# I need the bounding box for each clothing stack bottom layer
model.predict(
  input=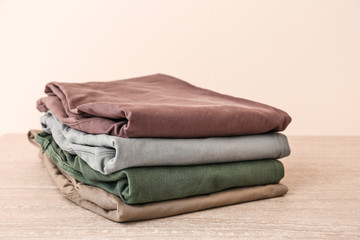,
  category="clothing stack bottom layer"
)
[30,73,292,222]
